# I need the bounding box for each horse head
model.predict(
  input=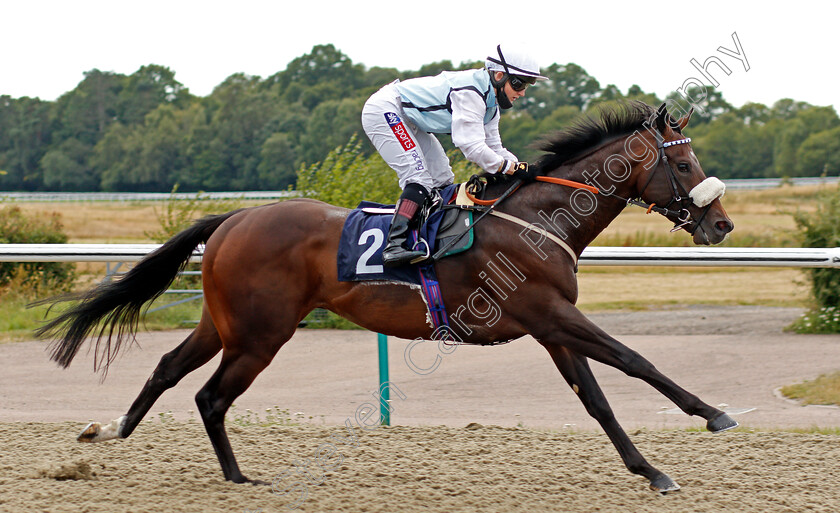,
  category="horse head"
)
[531,101,733,248]
[635,103,734,245]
